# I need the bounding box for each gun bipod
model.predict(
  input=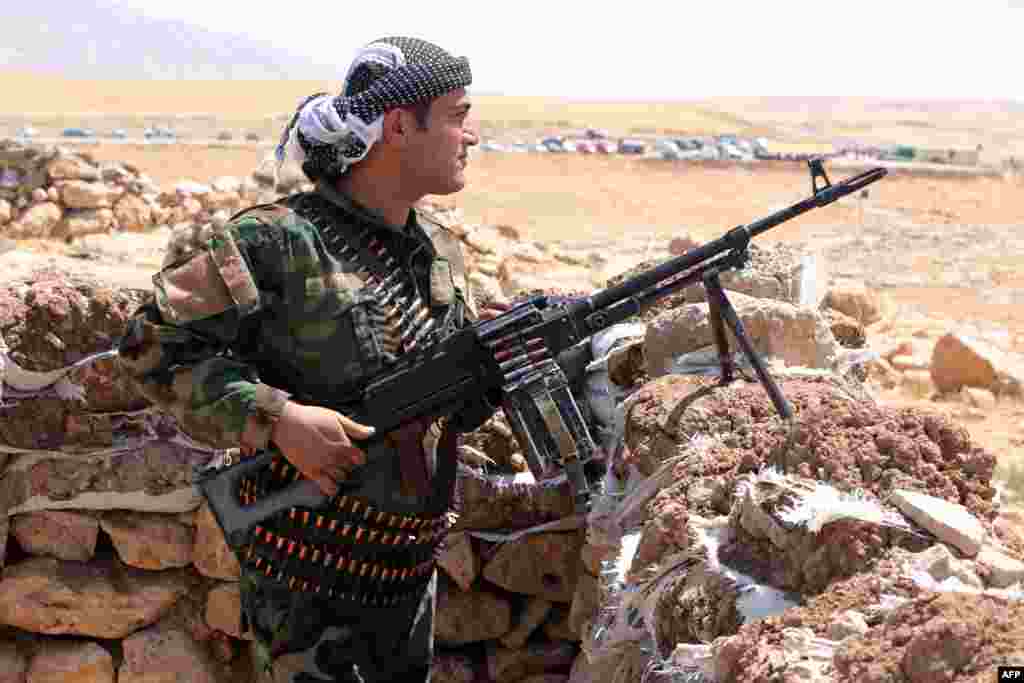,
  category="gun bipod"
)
[702,270,794,422]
